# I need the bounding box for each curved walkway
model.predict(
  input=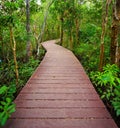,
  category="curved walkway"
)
[4,40,118,128]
